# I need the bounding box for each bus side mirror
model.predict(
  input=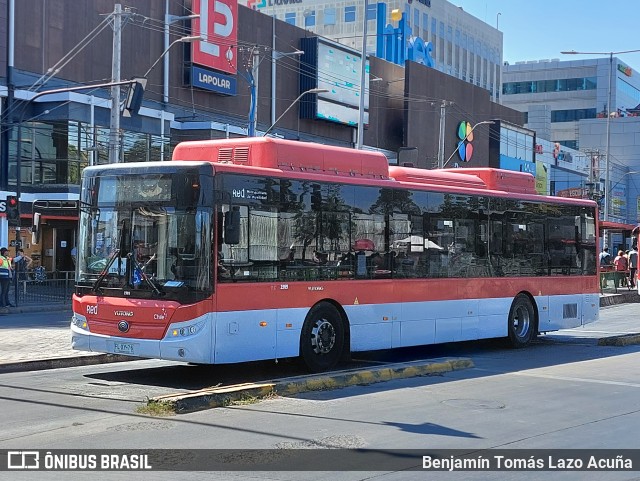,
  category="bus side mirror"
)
[32,212,41,245]
[224,208,240,245]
